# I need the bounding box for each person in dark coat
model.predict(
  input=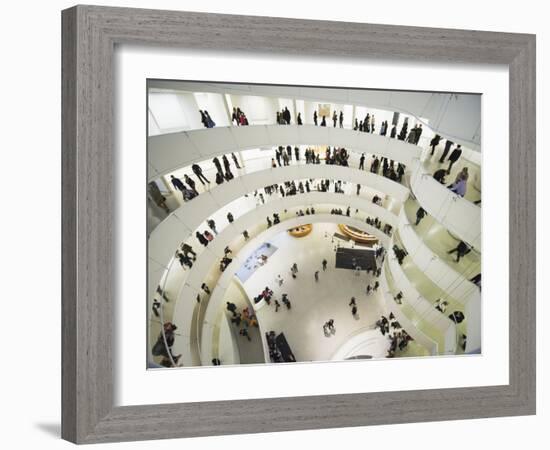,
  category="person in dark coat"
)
[222,154,232,174]
[447,145,462,173]
[415,207,427,226]
[212,157,223,173]
[283,107,291,124]
[447,240,471,262]
[430,134,441,155]
[231,152,241,169]
[170,175,186,192]
[313,110,318,126]
[414,124,423,144]
[196,231,208,247]
[433,168,447,184]
[297,112,303,125]
[183,174,198,195]
[204,110,215,128]
[192,163,210,185]
[439,139,454,163]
